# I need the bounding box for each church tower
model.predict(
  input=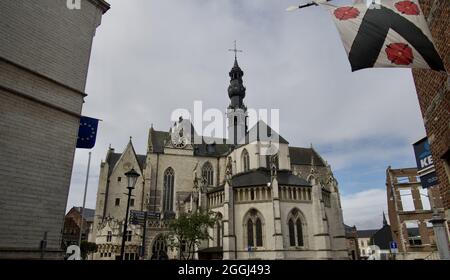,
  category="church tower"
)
[226,55,248,145]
